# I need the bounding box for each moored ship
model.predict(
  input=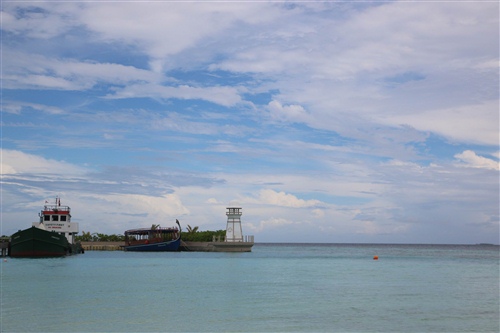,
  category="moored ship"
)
[123,220,181,252]
[9,198,83,257]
